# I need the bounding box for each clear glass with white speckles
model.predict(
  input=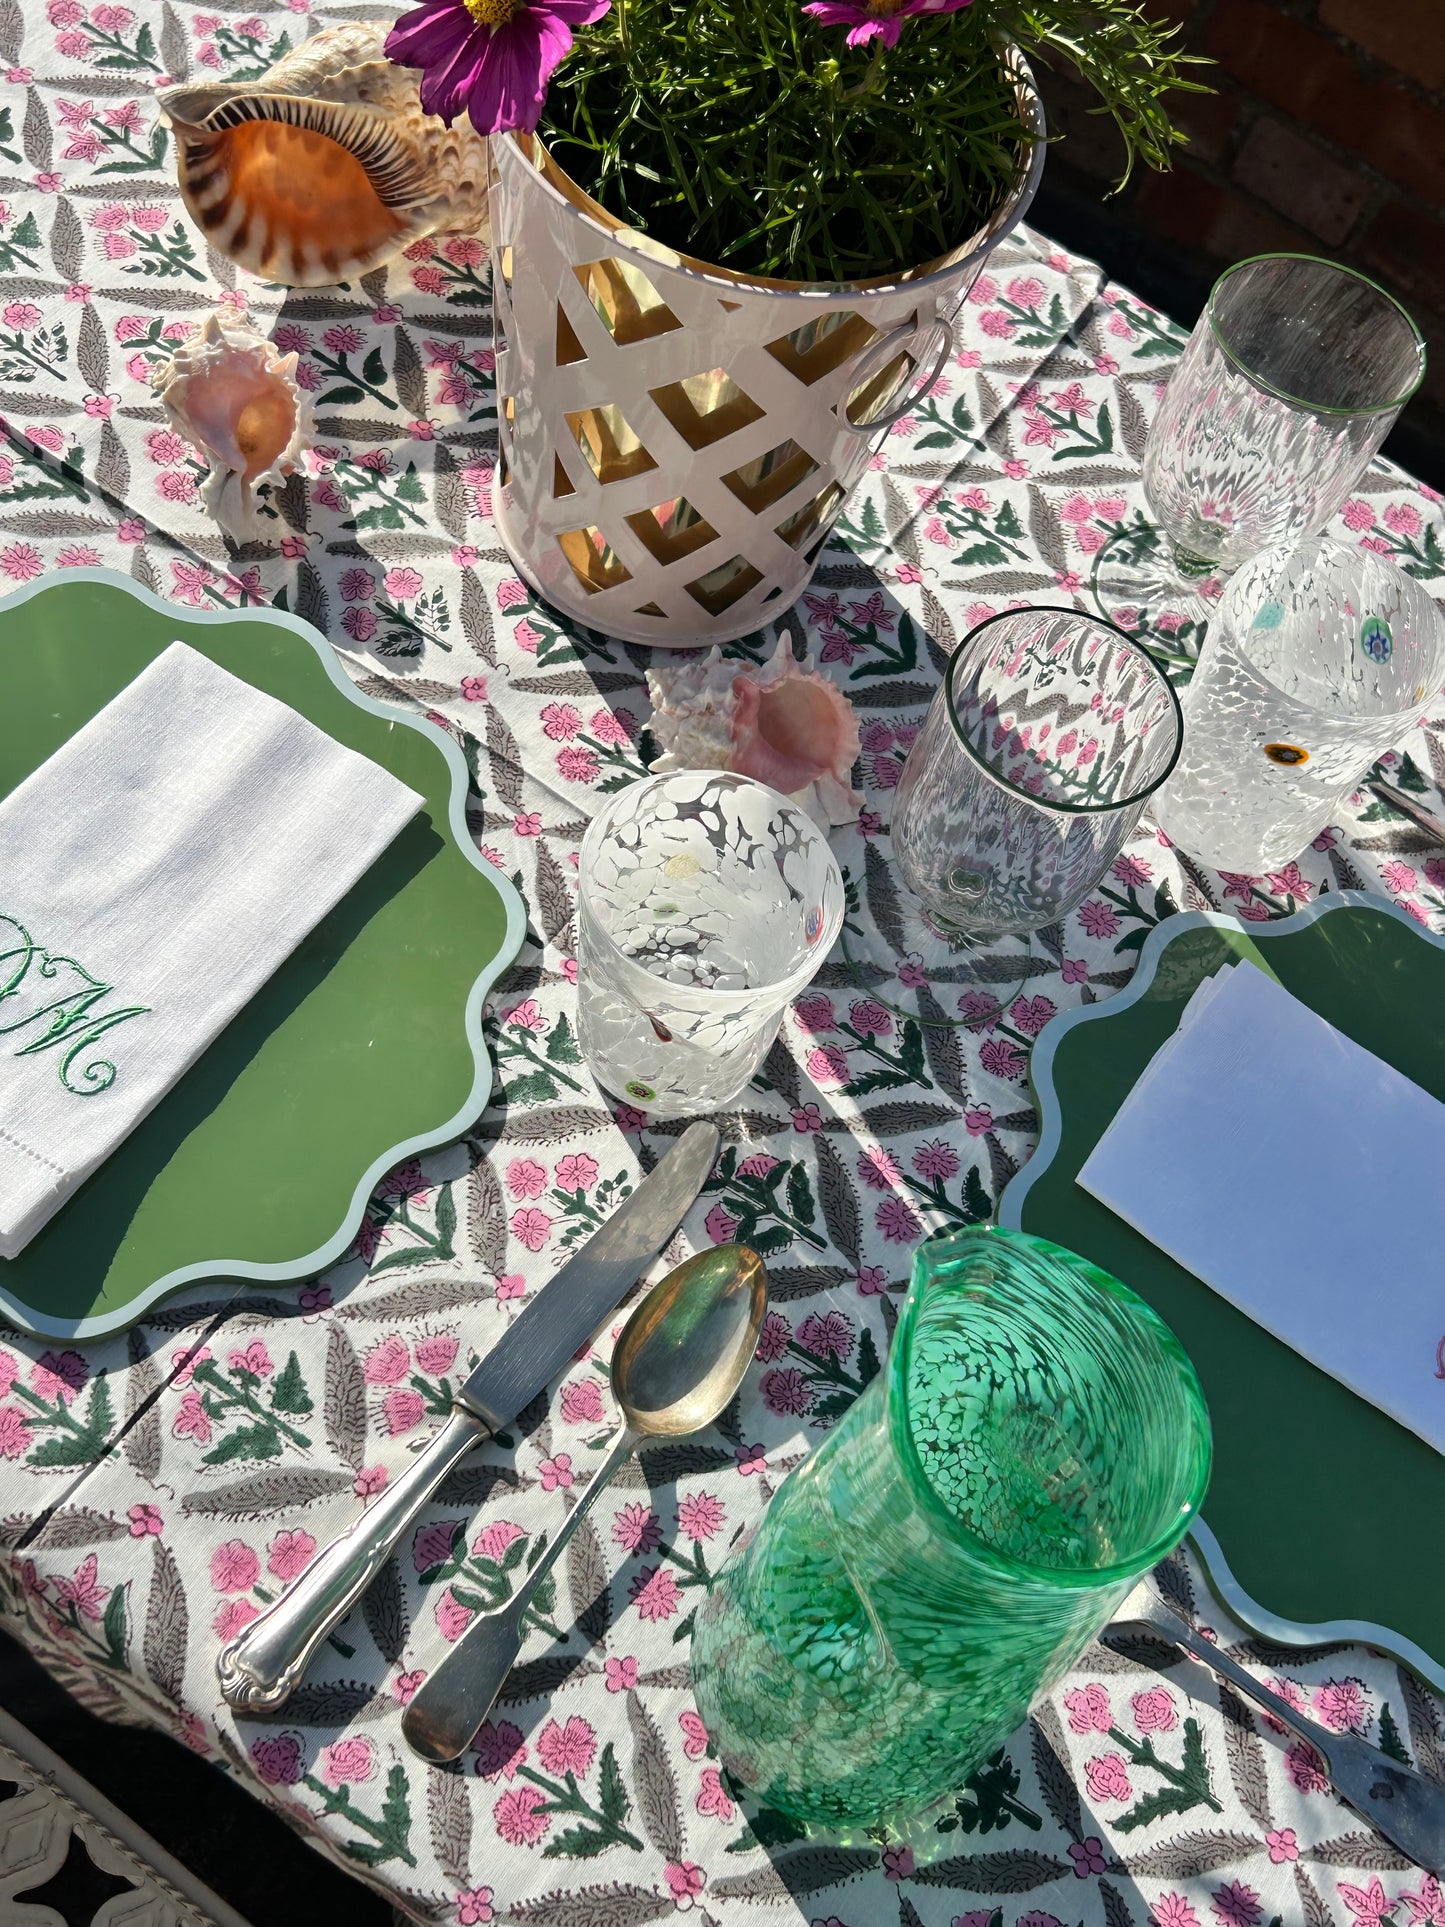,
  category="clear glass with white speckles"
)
[576,771,844,1118]
[692,1226,1211,1828]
